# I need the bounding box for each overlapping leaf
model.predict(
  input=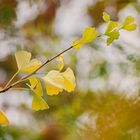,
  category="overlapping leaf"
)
[102,12,120,45]
[43,70,65,95]
[43,68,76,95]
